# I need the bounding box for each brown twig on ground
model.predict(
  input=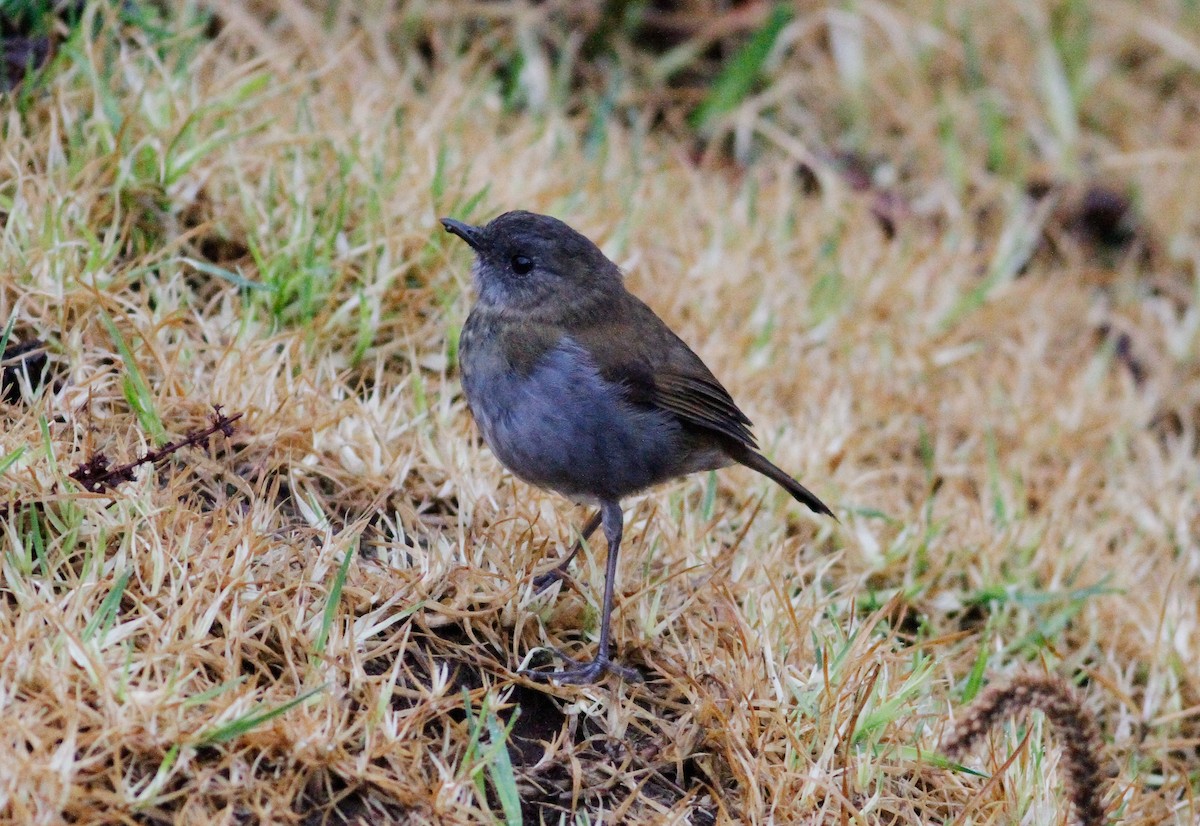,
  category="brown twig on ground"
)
[942,673,1109,826]
[68,405,243,494]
